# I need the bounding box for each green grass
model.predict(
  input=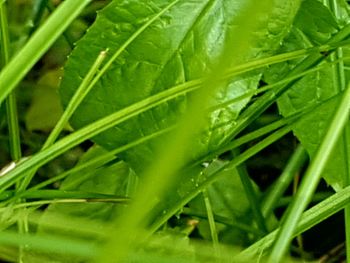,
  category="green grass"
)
[1,0,350,262]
